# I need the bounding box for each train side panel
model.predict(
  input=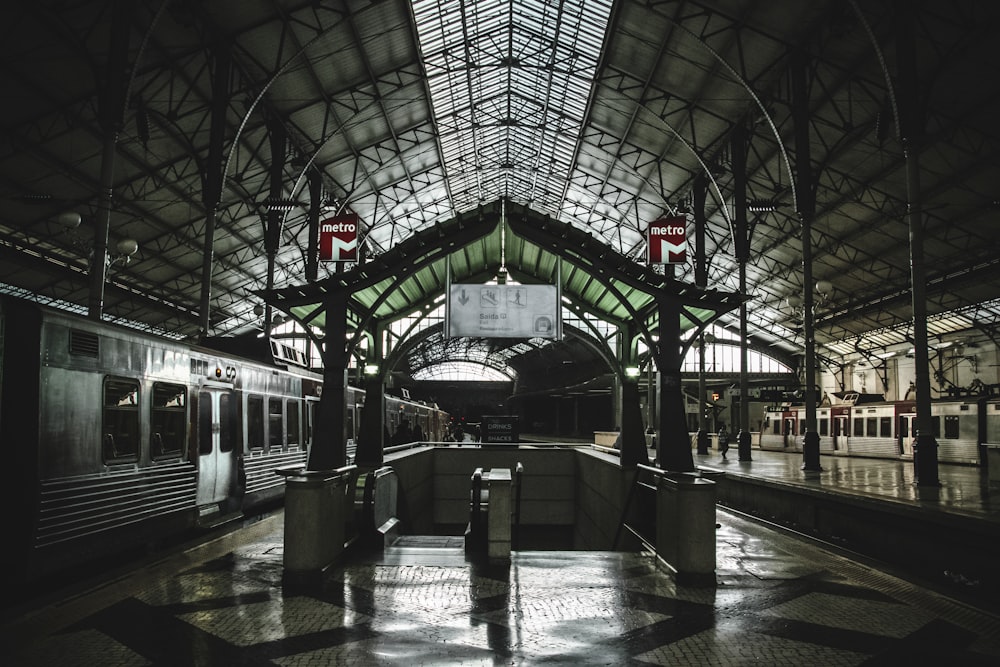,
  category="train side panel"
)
[846,404,901,458]
[21,308,199,583]
[986,398,1000,448]
[1,295,444,593]
[932,401,980,465]
[761,397,986,465]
